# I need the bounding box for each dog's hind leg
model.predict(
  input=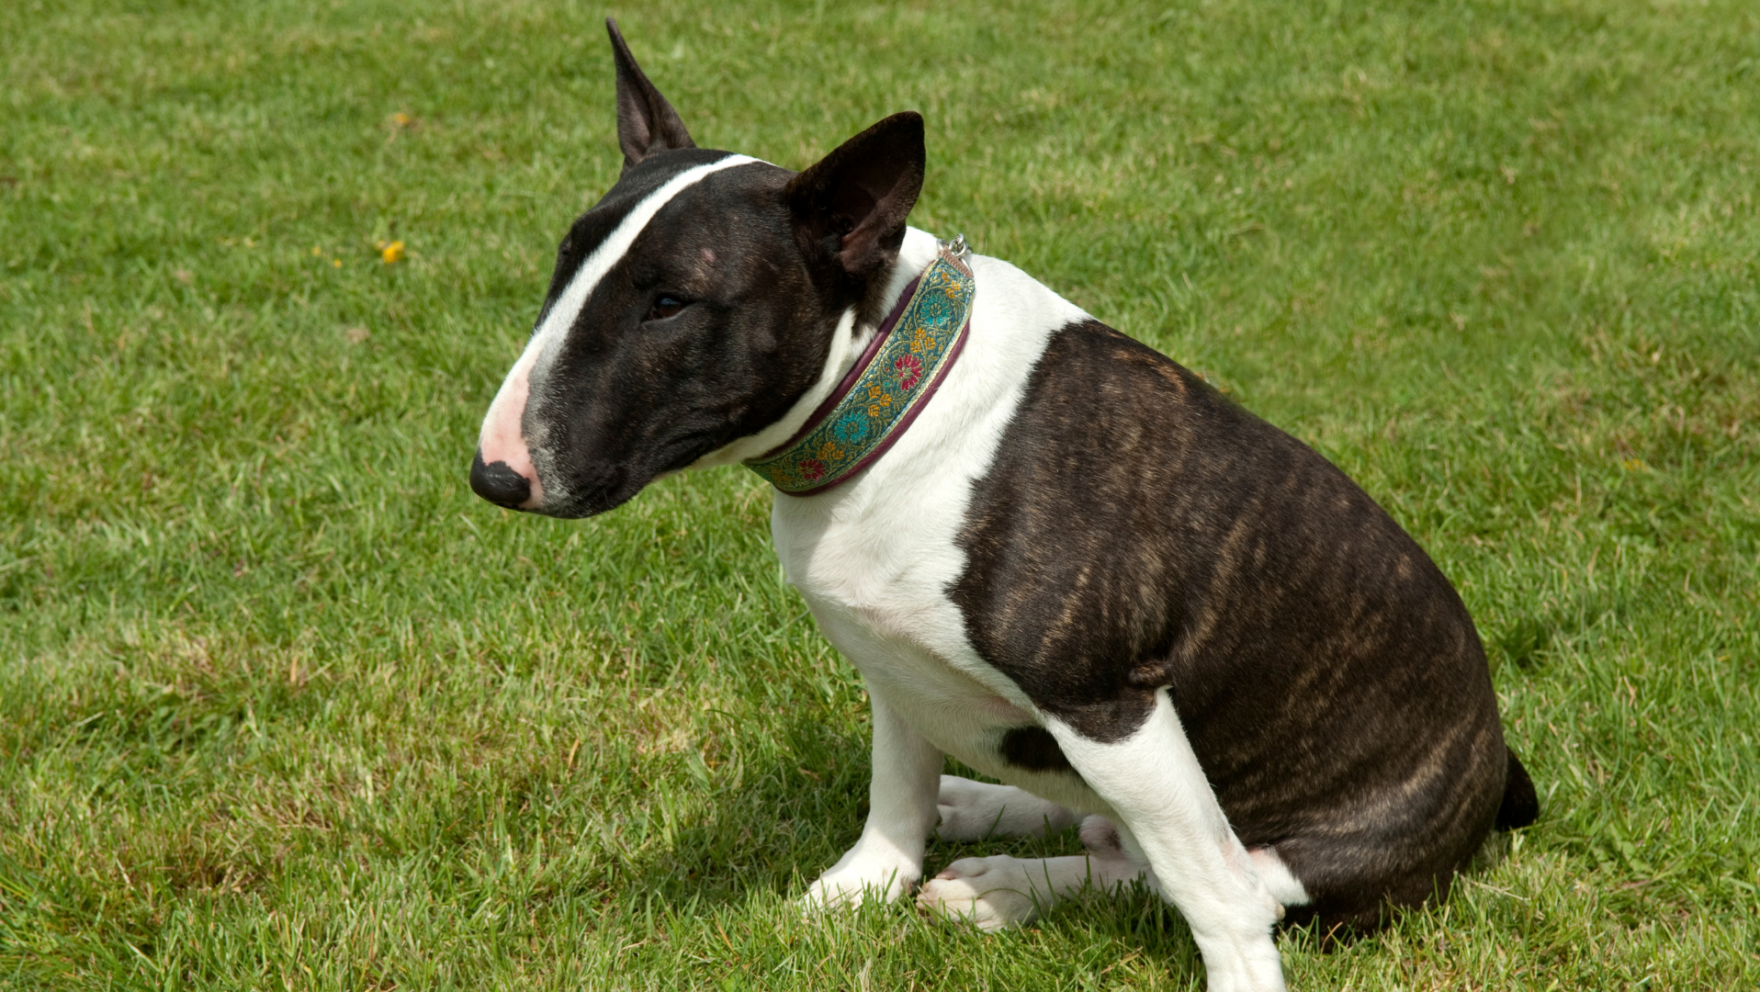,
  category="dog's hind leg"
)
[1045,689,1287,992]
[803,685,943,909]
[935,775,1081,841]
[919,814,1146,929]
